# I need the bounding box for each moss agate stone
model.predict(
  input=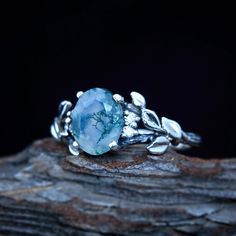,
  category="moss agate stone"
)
[70,88,124,155]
